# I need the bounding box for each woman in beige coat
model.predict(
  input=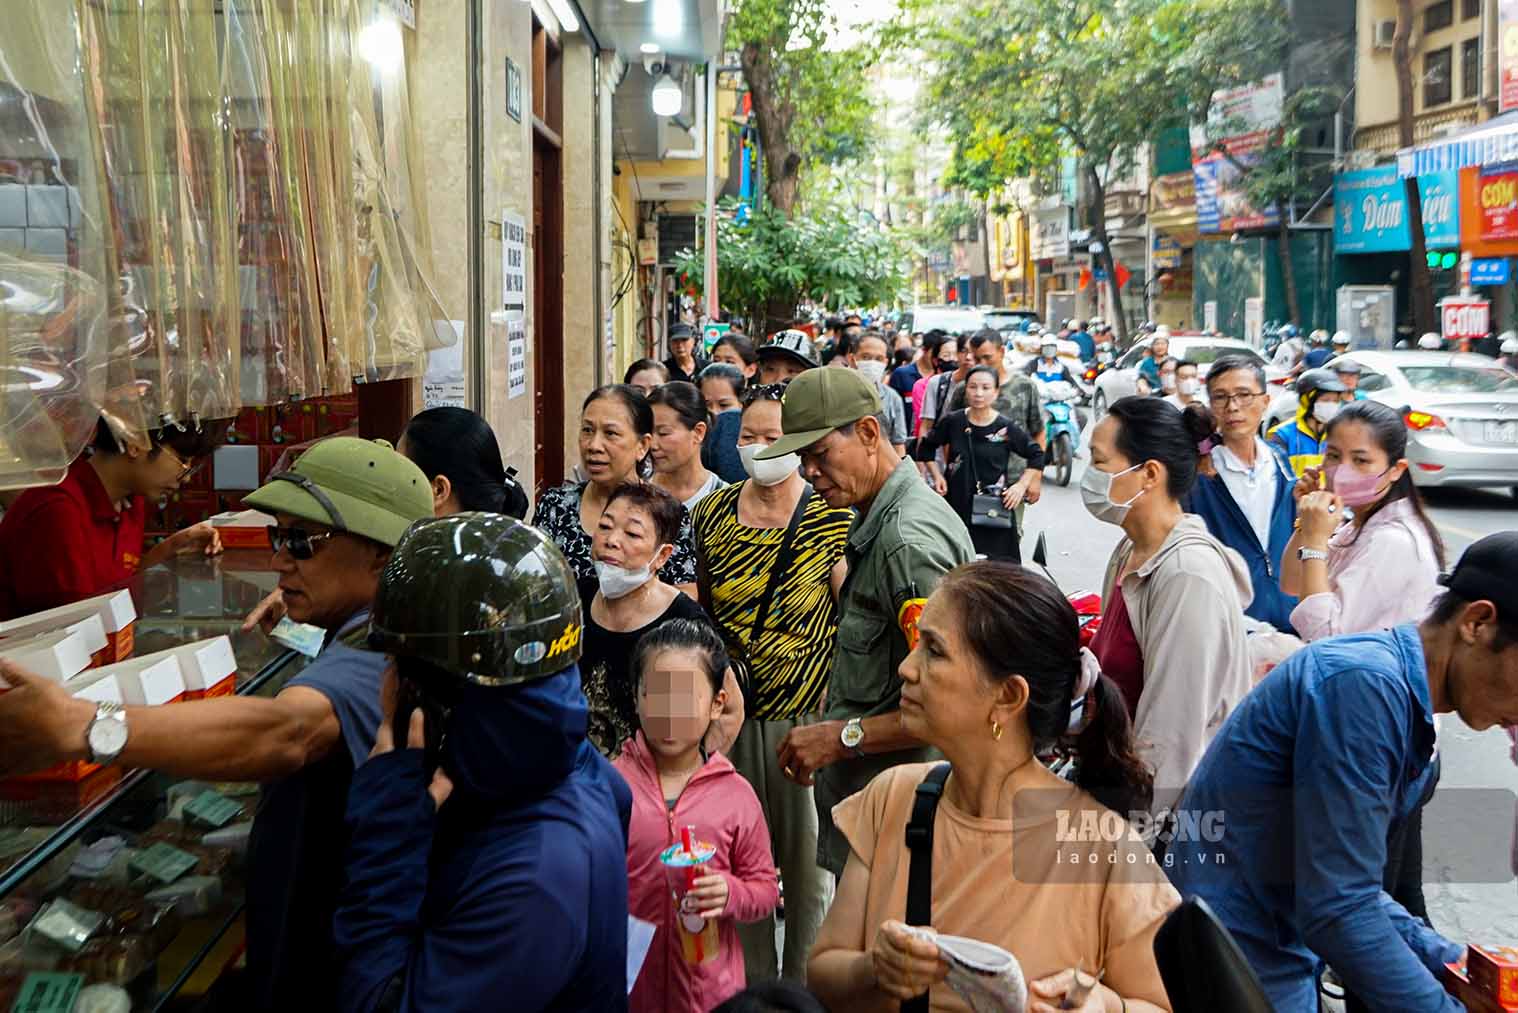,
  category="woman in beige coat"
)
[1084,396,1254,813]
